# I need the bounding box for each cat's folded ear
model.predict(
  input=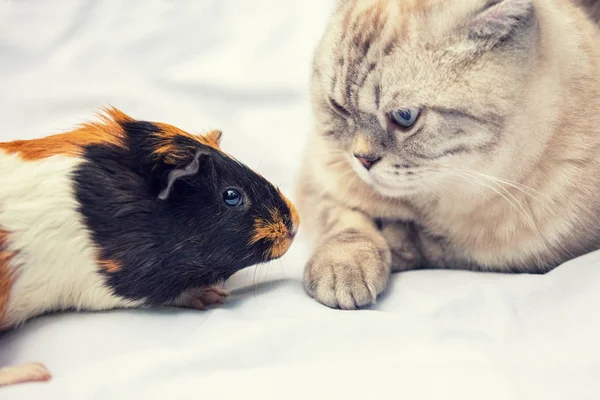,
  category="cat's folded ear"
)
[466,0,535,44]
[158,148,211,201]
